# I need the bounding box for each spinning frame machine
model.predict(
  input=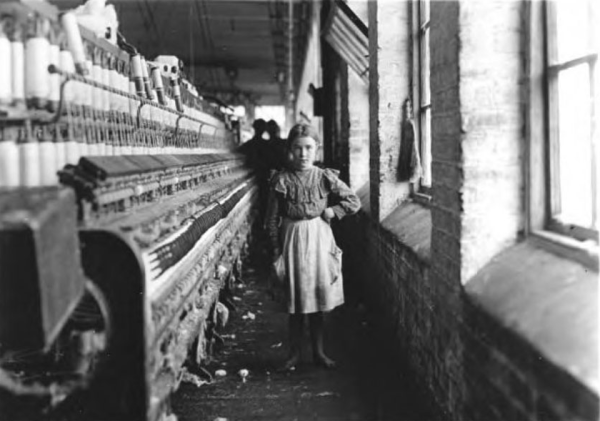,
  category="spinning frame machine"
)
[0,1,257,420]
